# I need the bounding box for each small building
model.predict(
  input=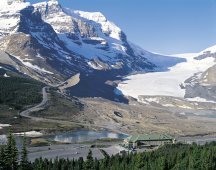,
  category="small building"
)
[124,134,175,149]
